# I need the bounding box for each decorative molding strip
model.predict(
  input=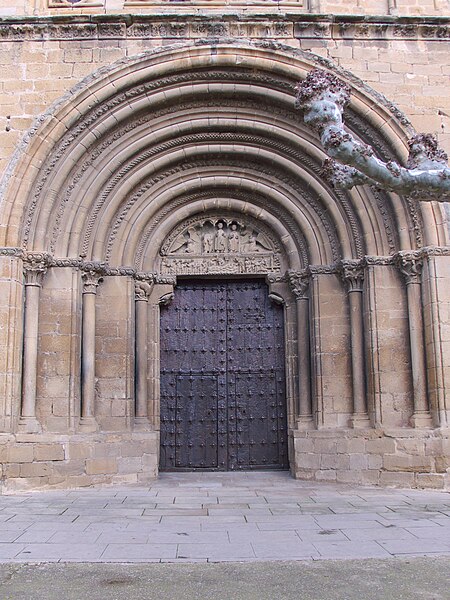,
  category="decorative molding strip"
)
[419,245,450,257]
[1,16,450,43]
[364,255,395,266]
[0,247,24,258]
[308,264,339,275]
